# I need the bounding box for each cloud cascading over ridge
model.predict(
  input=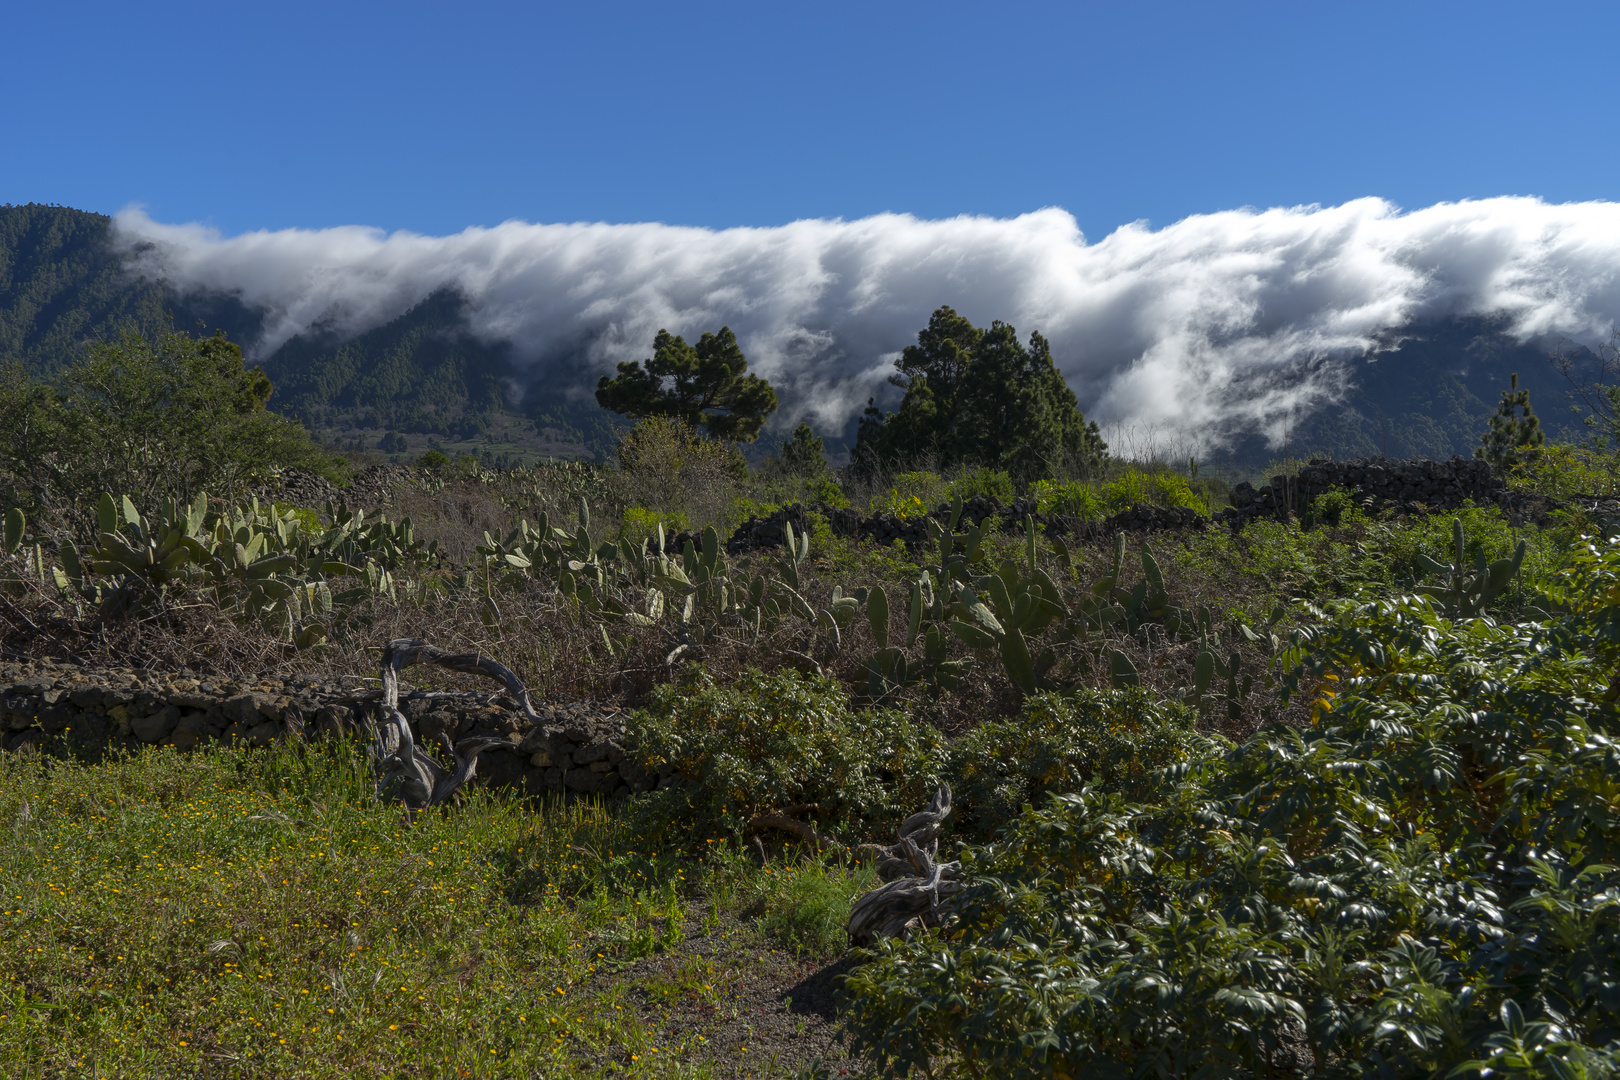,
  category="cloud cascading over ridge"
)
[114,197,1620,447]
